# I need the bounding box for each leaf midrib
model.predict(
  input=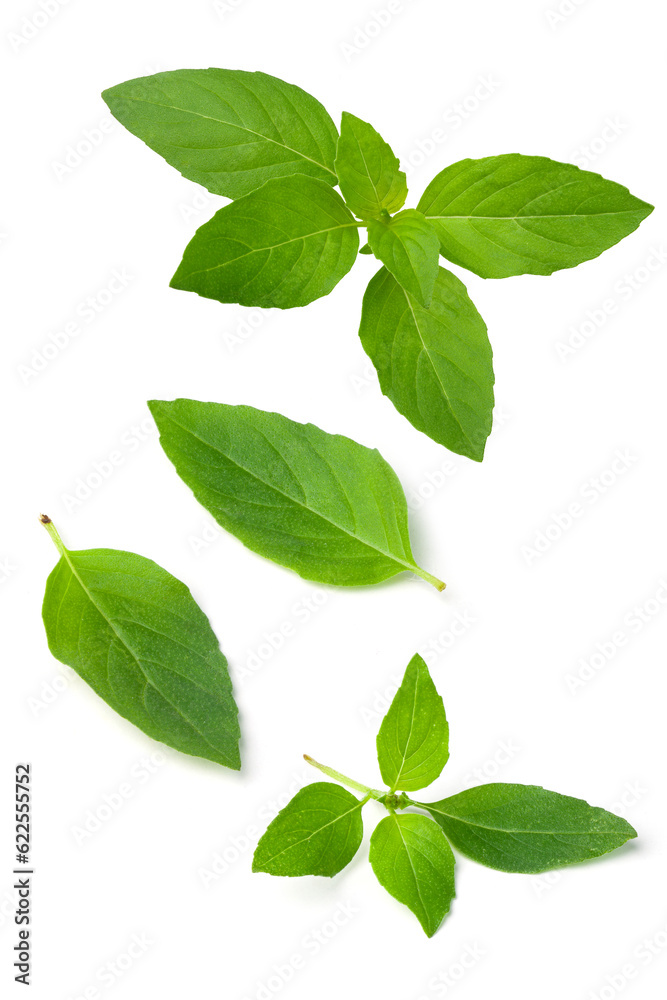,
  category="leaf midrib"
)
[259,800,363,866]
[424,209,642,222]
[181,221,362,279]
[389,675,420,789]
[56,548,227,757]
[160,410,420,576]
[424,803,608,836]
[119,94,338,179]
[402,289,476,451]
[393,816,429,922]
